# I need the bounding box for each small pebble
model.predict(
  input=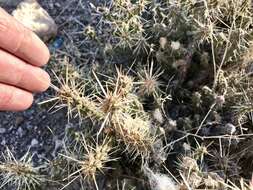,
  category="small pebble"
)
[15,116,24,126]
[1,139,6,146]
[31,138,39,147]
[0,128,6,134]
[16,127,25,137]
